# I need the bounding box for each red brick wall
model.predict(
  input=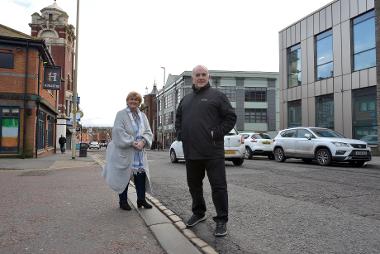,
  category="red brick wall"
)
[0,43,58,158]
